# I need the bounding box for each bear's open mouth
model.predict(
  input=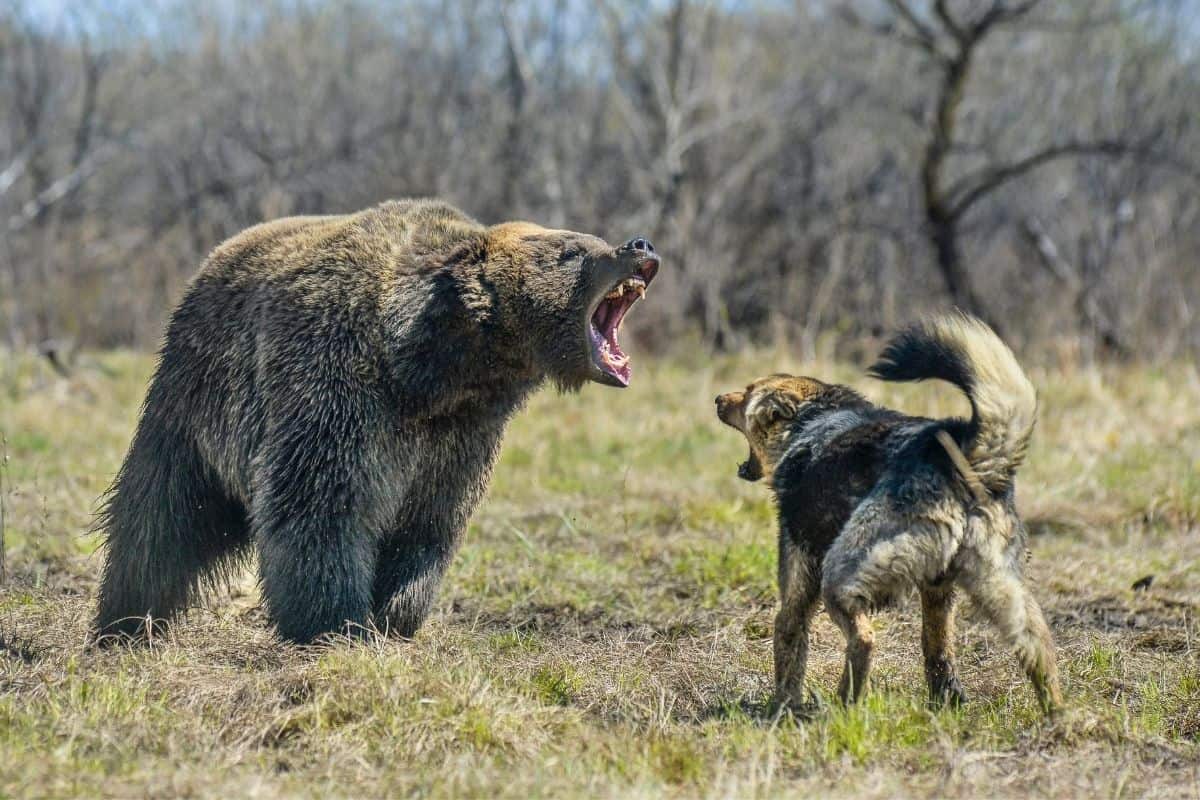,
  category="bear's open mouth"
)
[589,257,658,386]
